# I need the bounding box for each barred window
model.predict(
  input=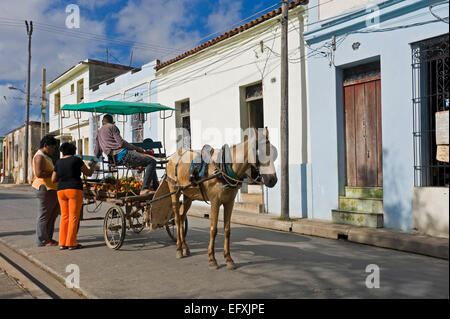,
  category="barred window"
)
[412,34,449,187]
